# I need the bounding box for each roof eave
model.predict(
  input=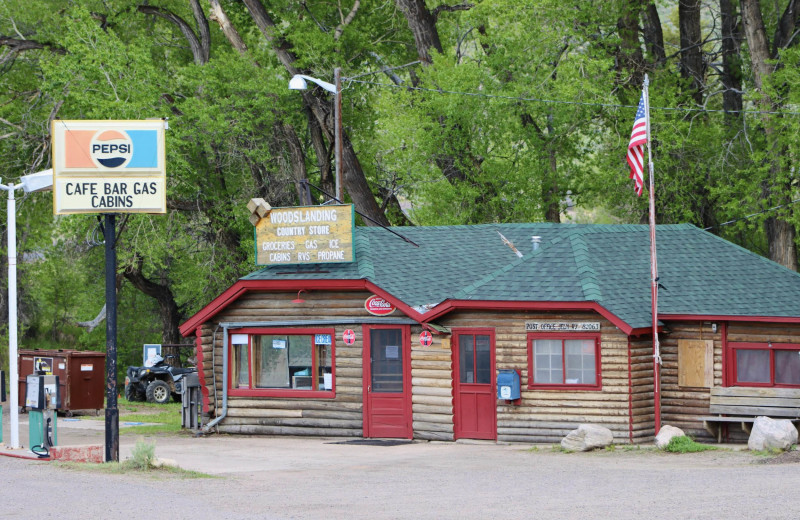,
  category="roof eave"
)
[179,278,427,336]
[422,299,636,335]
